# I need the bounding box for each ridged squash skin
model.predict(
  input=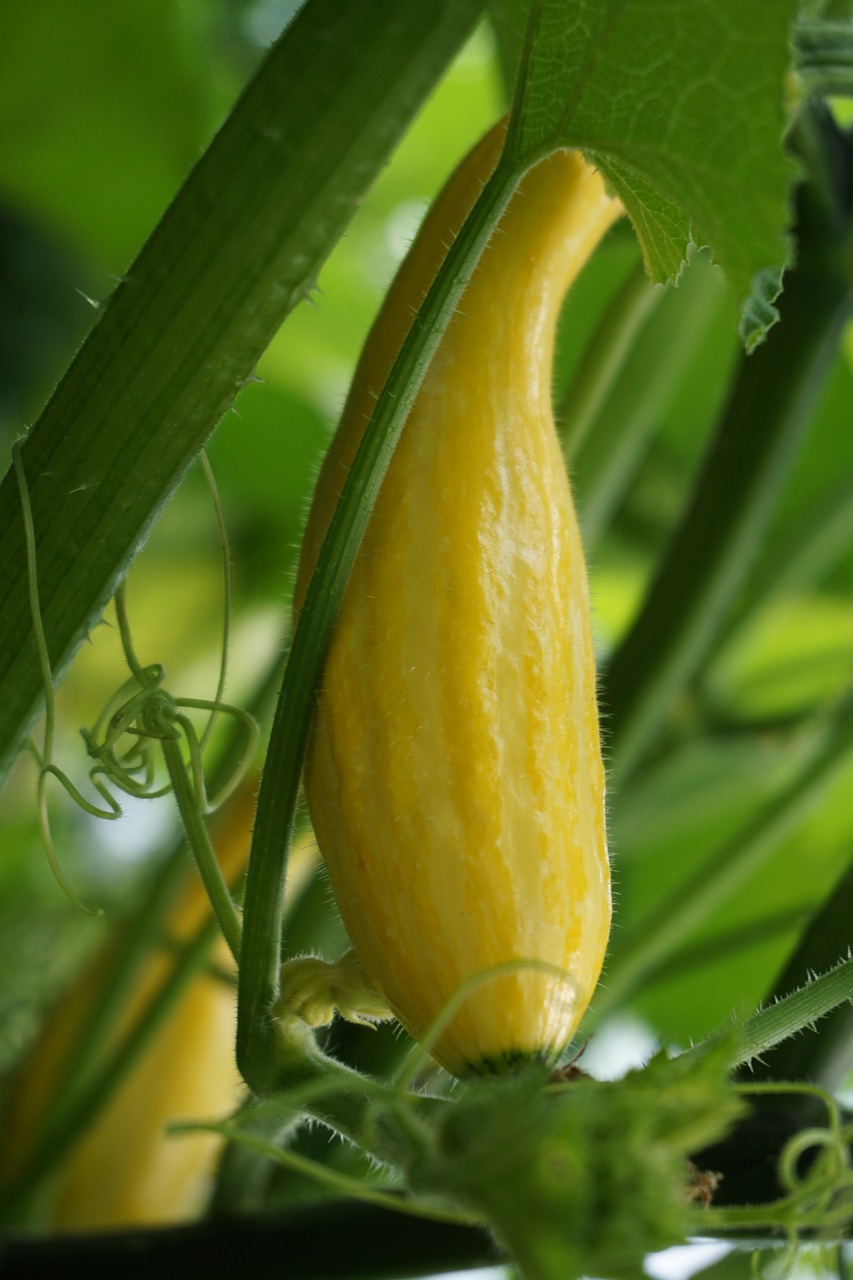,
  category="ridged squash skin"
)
[297,123,620,1076]
[2,783,267,1232]
[48,942,239,1231]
